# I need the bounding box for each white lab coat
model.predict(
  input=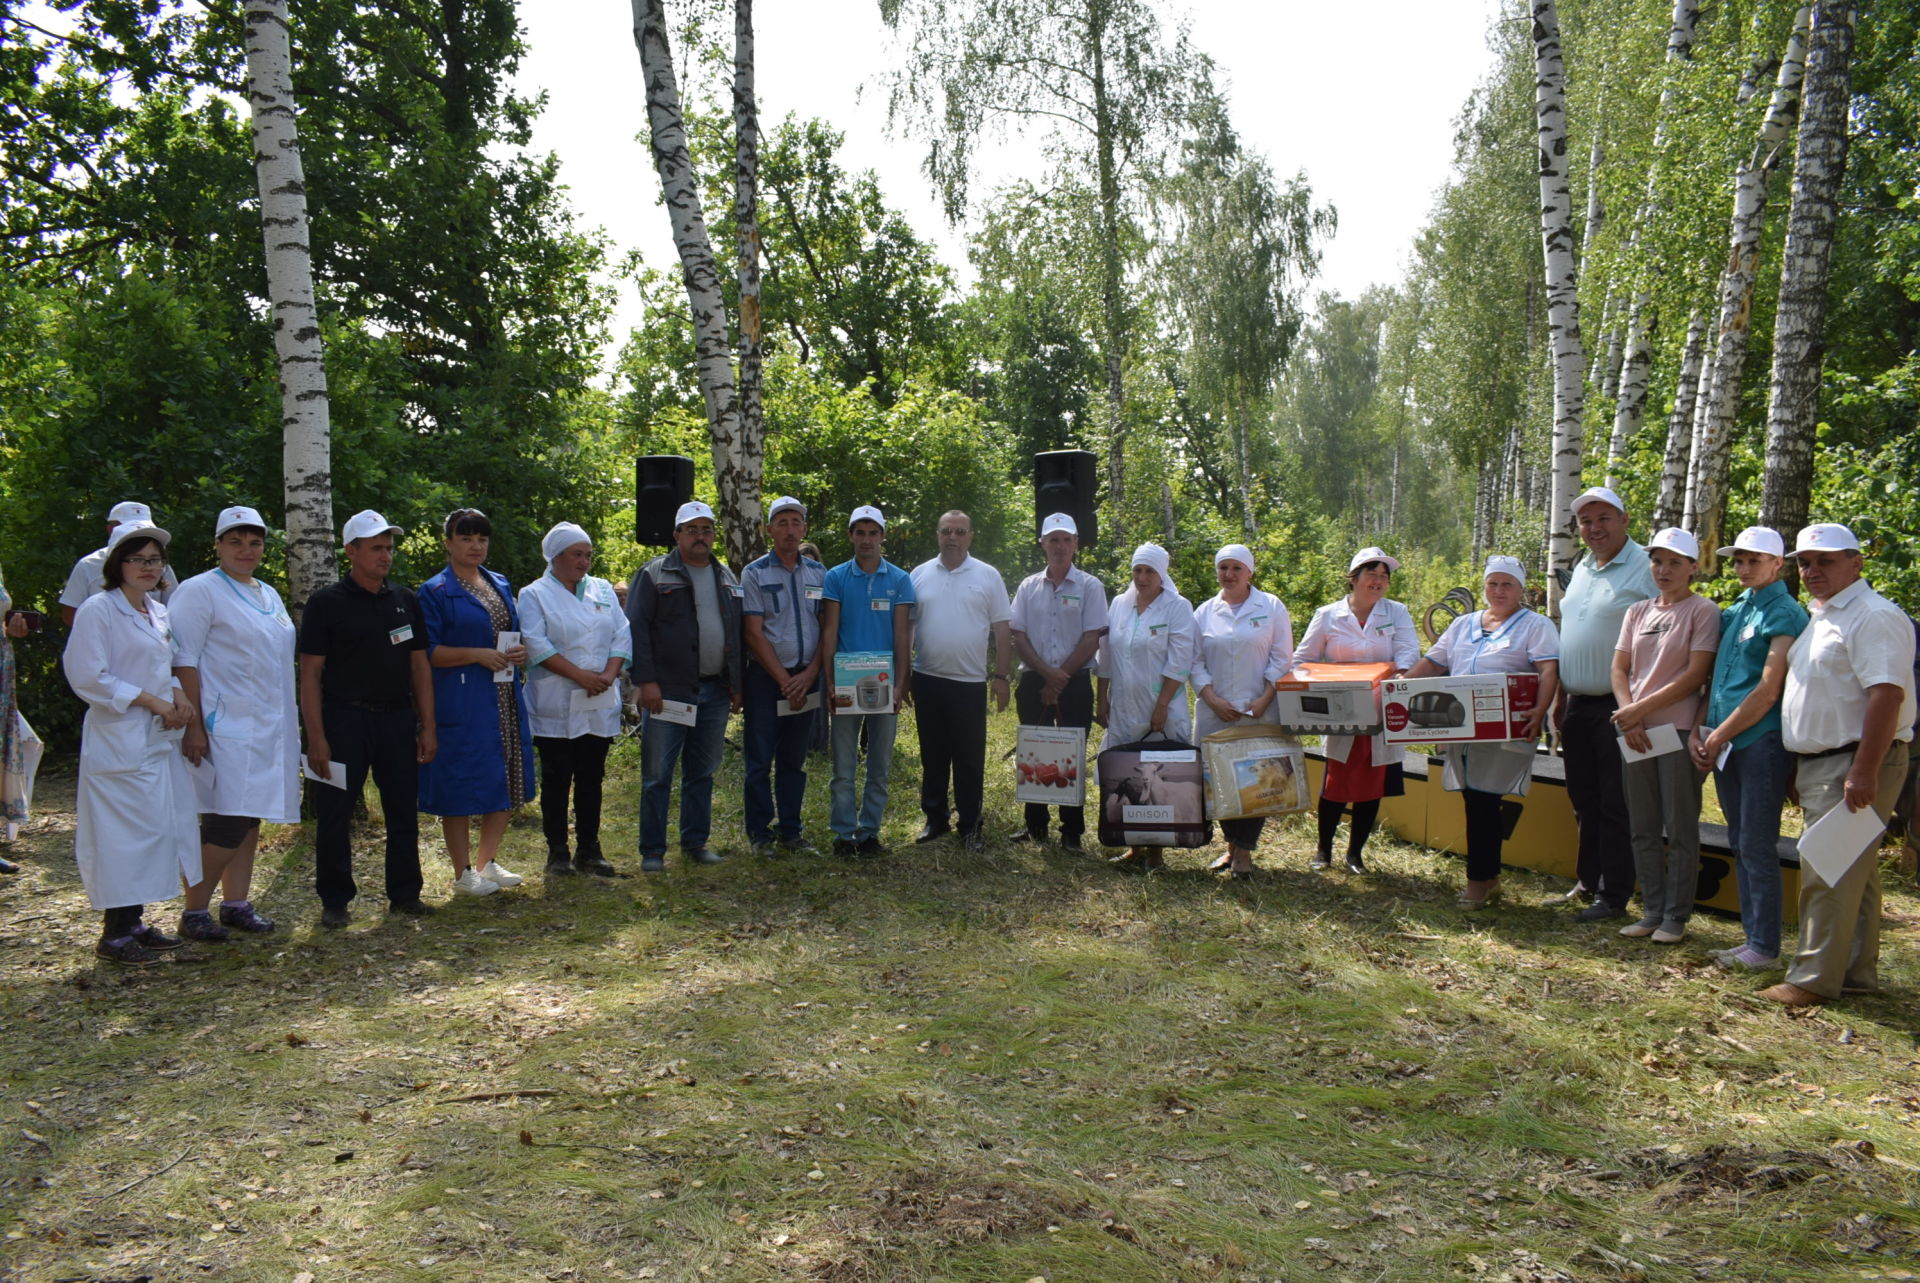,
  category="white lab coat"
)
[166,569,300,824]
[64,590,202,908]
[1190,590,1294,741]
[1423,607,1561,797]
[517,572,630,739]
[1097,587,1196,745]
[1295,596,1421,763]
